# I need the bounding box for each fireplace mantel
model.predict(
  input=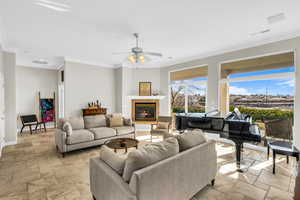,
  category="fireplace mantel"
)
[127,95,165,100]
